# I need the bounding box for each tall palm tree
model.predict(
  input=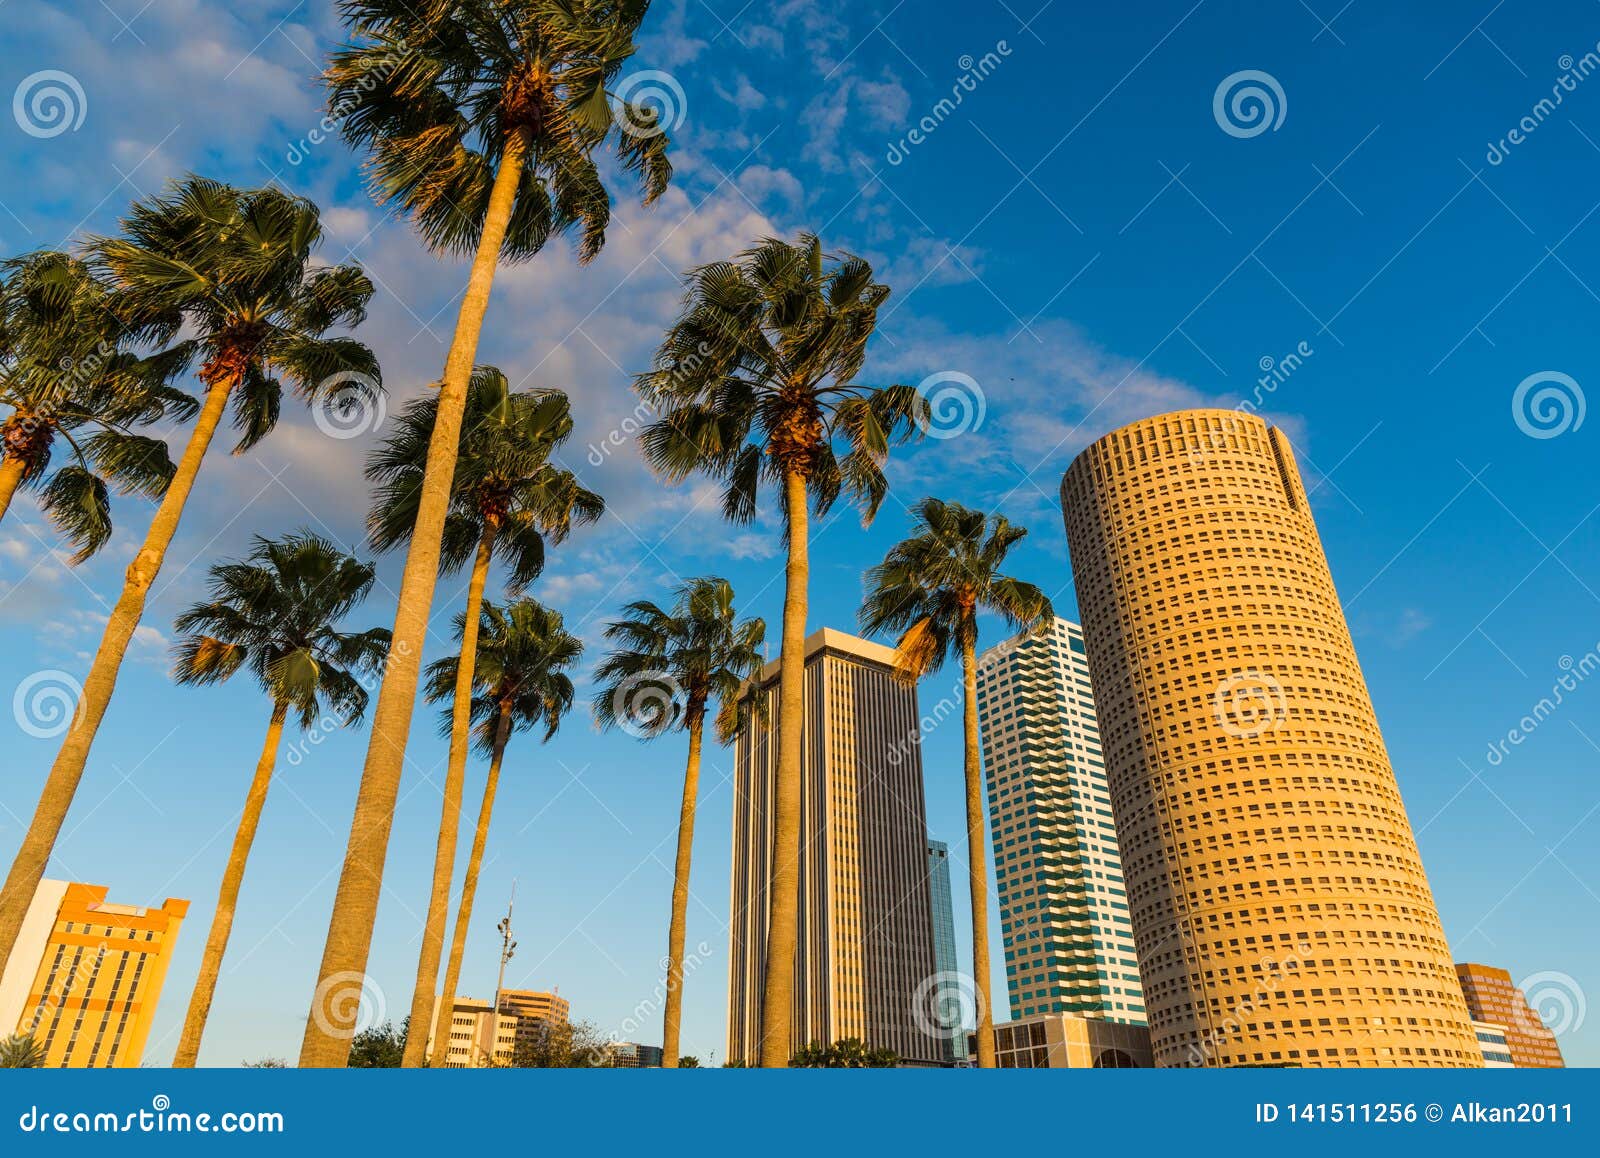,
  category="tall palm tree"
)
[857,497,1052,1068]
[0,250,194,560]
[592,577,764,1067]
[167,533,390,1067]
[421,598,581,1066]
[0,179,379,974]
[636,233,927,1065]
[304,0,673,1064]
[368,369,603,1067]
